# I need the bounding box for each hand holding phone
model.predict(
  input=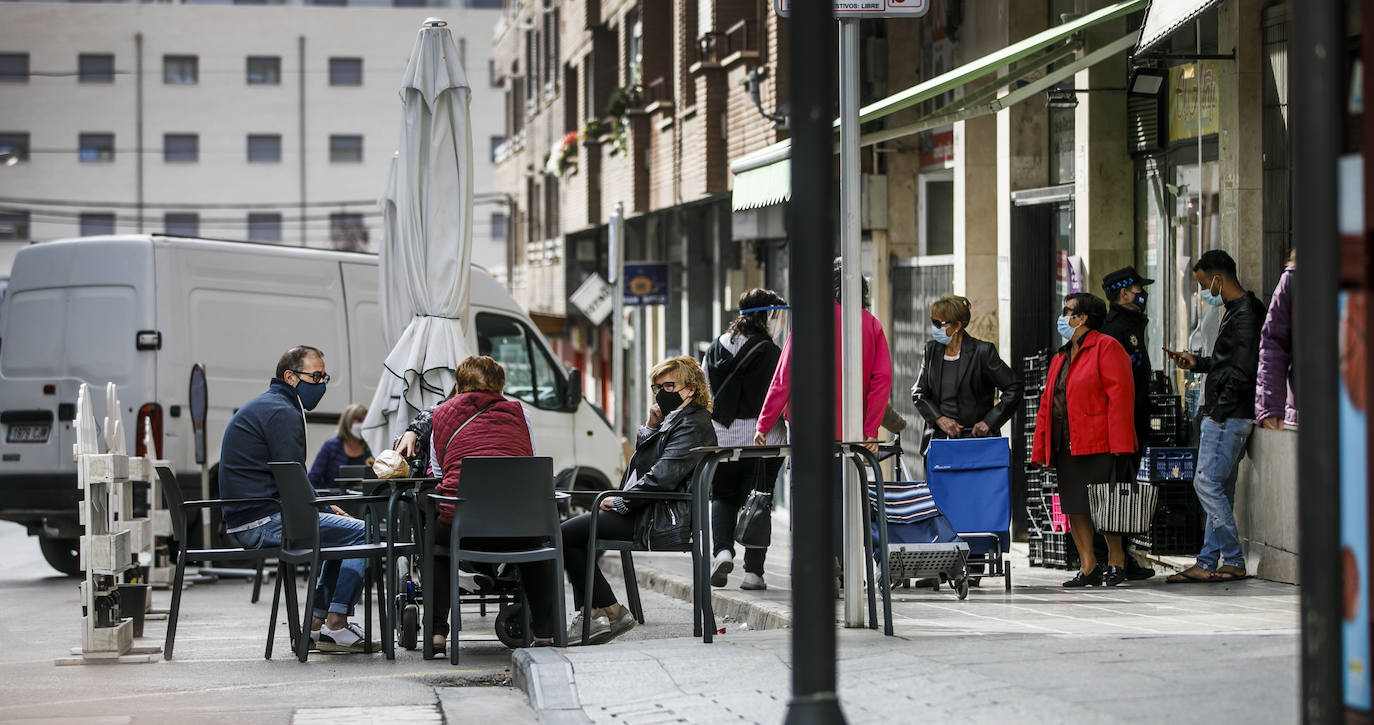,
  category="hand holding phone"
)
[1162,347,1196,370]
